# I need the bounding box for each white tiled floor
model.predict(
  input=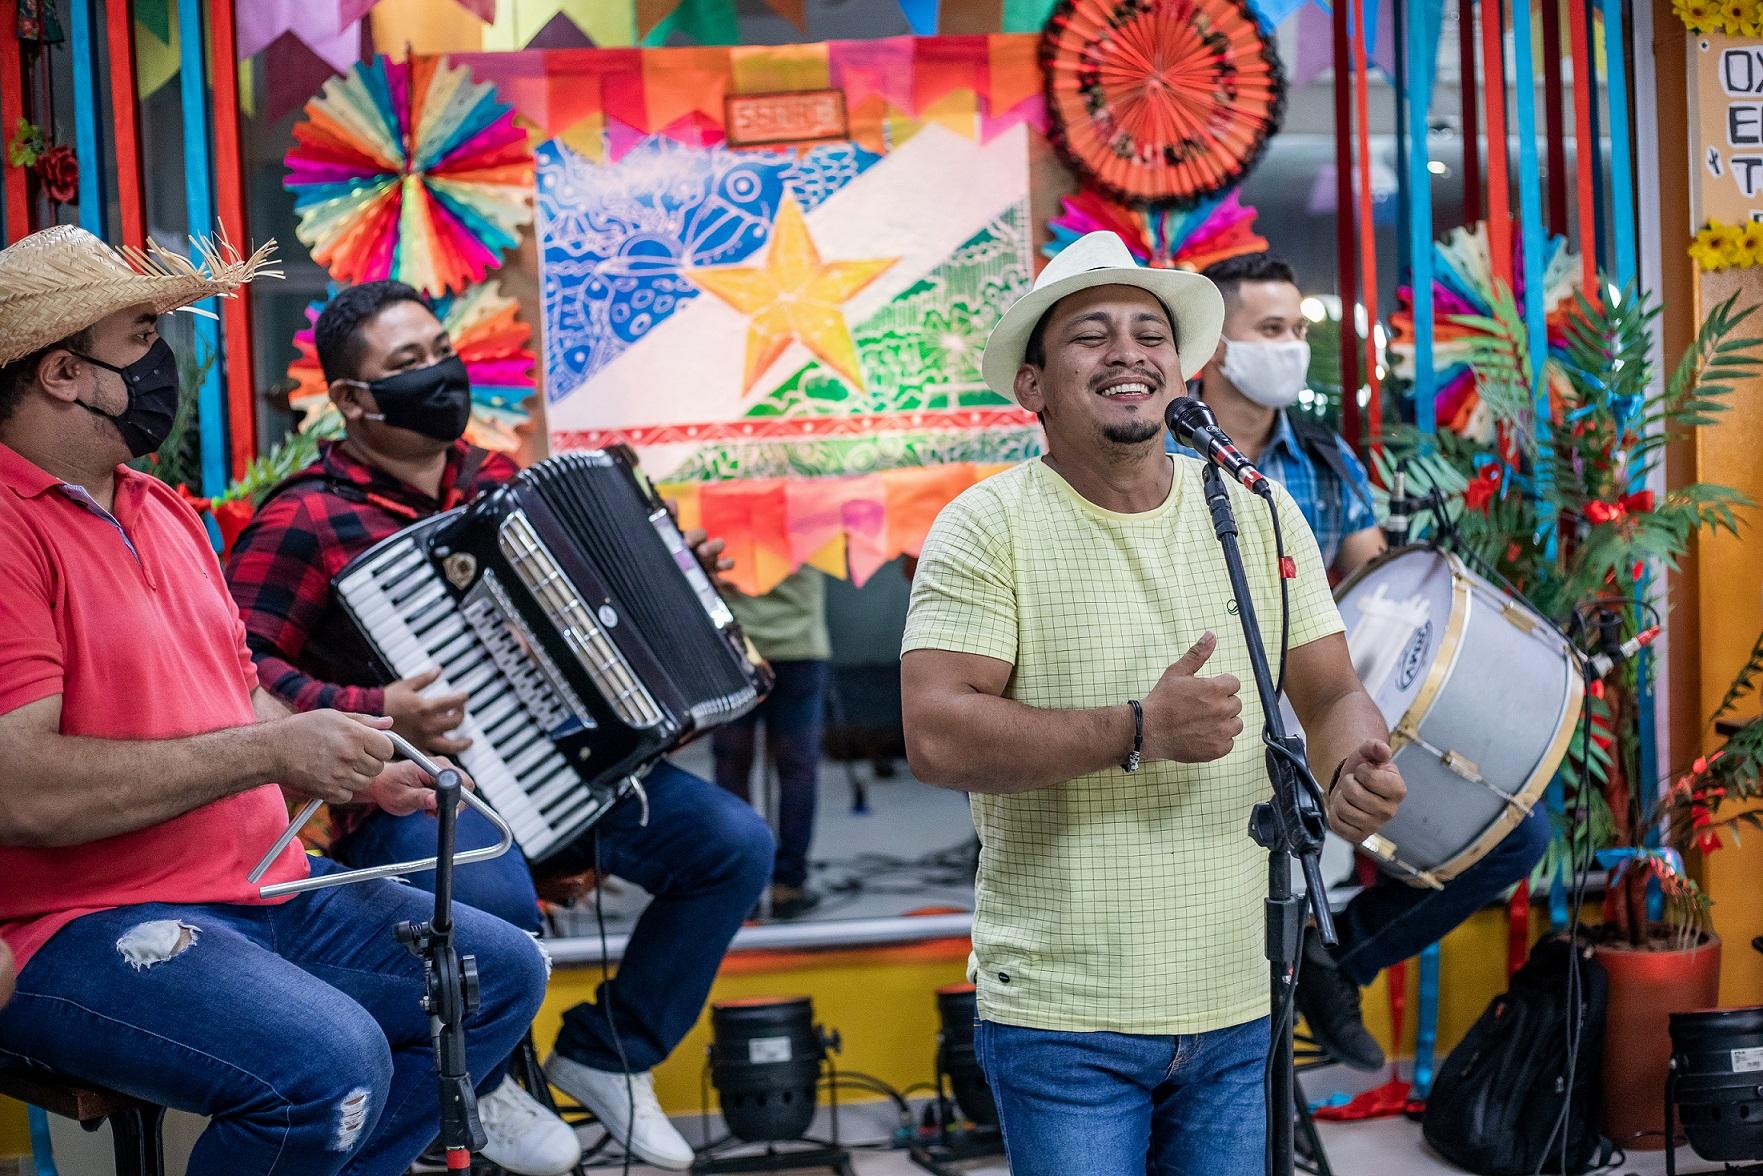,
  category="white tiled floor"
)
[599,1117,1730,1175]
[587,1064,1736,1176]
